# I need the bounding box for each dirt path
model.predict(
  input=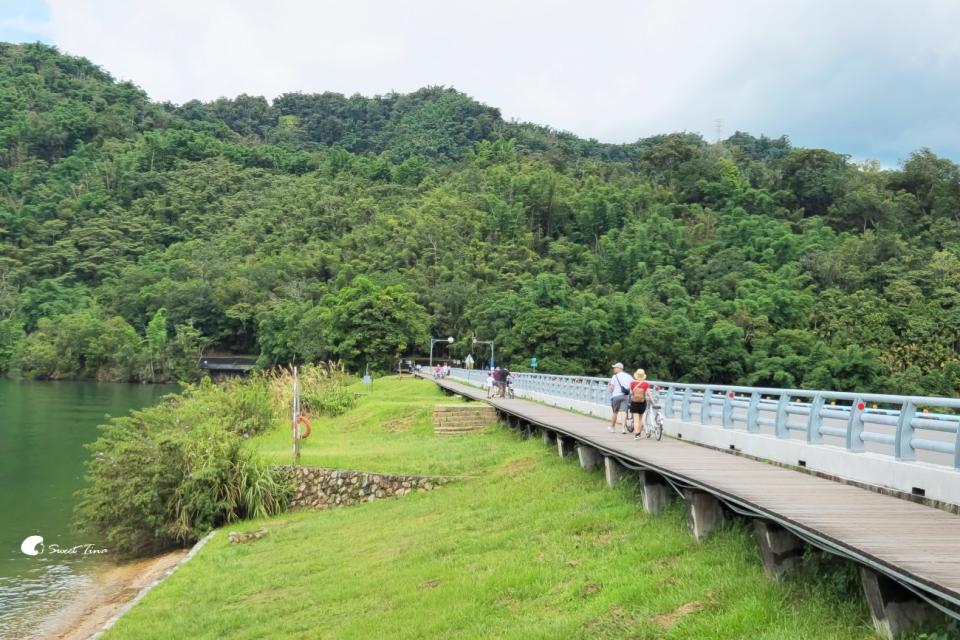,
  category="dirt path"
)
[31,549,187,640]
